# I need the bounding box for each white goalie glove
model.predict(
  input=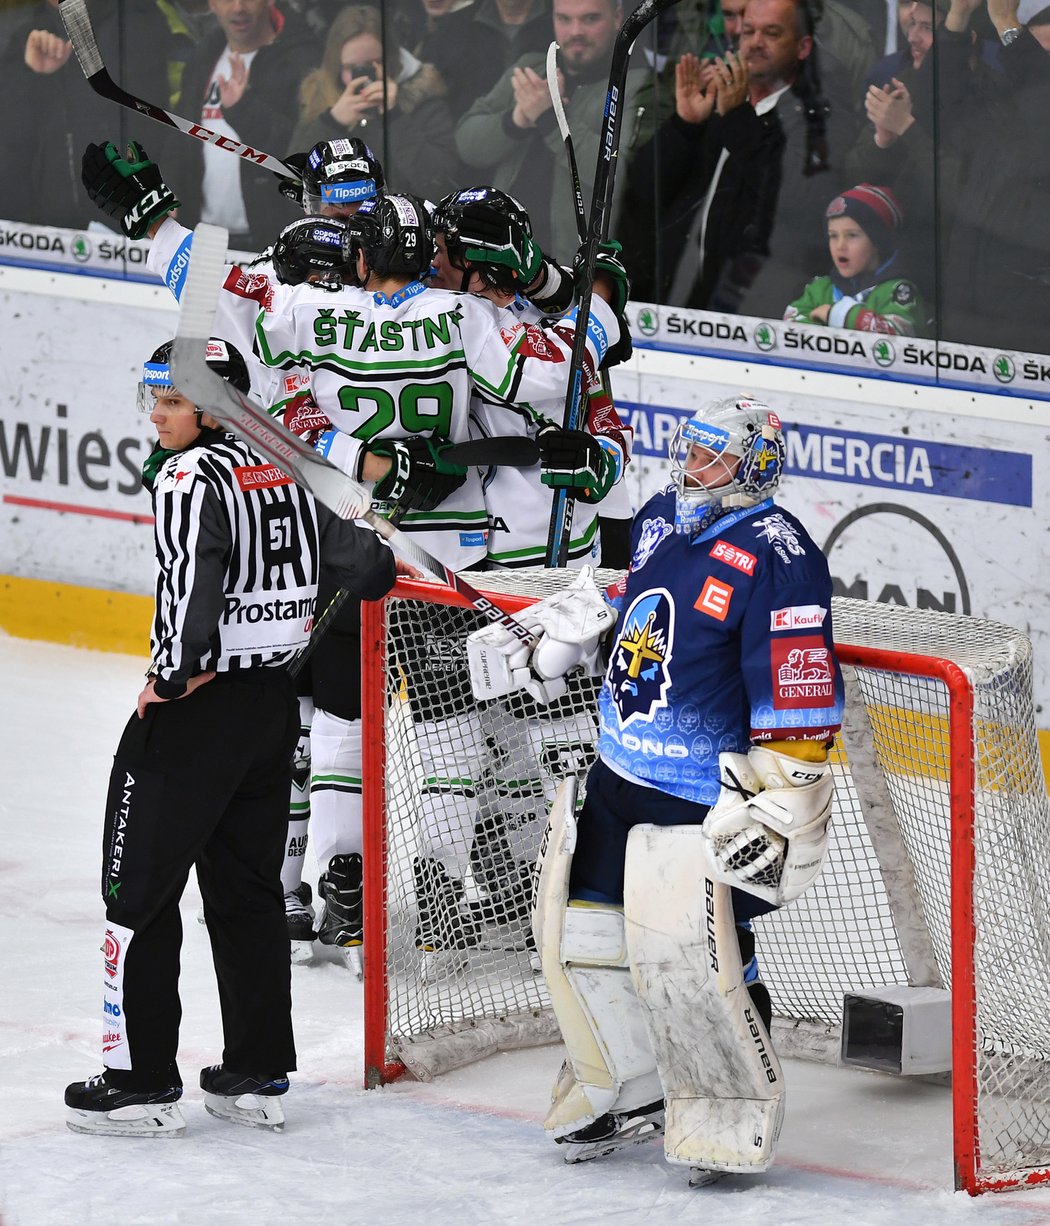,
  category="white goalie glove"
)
[466,567,617,705]
[702,745,835,906]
